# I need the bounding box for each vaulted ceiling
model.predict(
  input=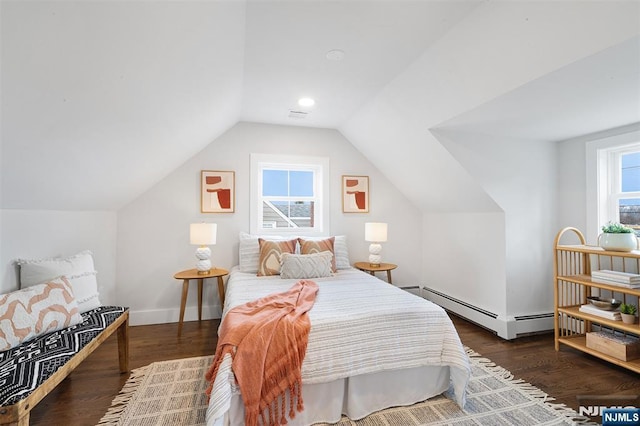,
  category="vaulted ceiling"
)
[2,1,639,212]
